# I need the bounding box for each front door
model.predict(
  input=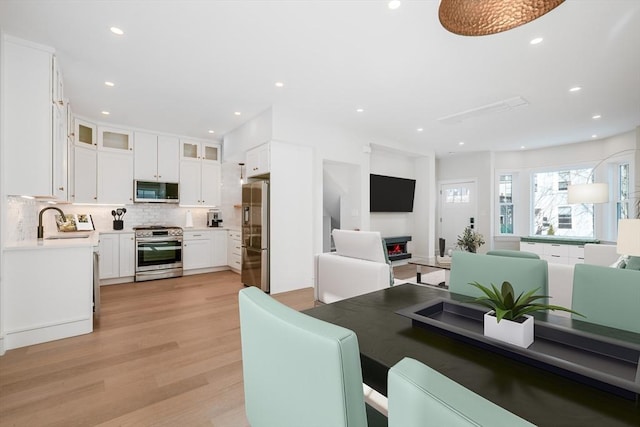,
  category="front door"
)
[439,181,477,254]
